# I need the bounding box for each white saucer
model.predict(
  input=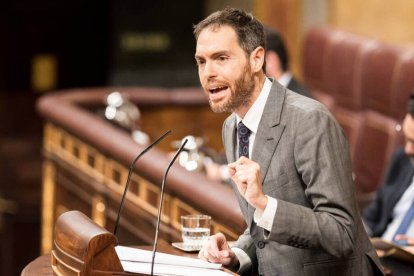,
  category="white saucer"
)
[171,242,203,252]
